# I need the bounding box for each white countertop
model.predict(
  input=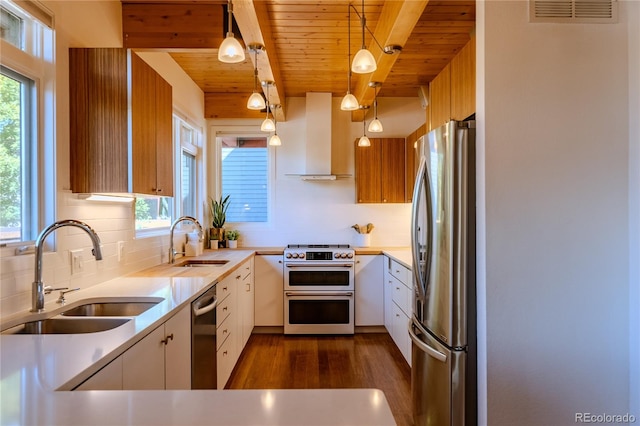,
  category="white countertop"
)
[382,249,412,269]
[0,249,396,426]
